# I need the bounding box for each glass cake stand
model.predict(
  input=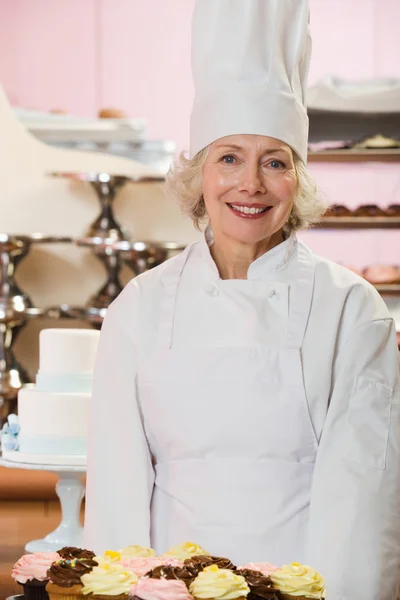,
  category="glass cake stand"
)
[0,457,86,553]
